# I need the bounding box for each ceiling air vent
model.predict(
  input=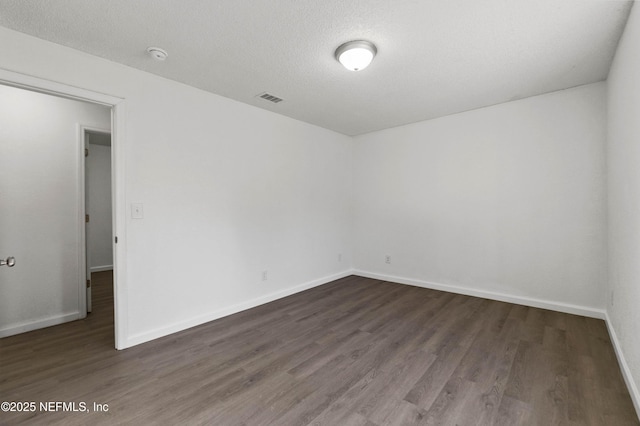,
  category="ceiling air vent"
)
[257,92,284,104]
